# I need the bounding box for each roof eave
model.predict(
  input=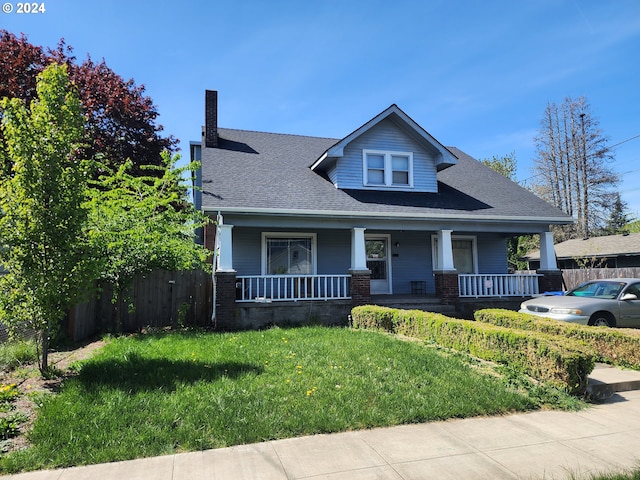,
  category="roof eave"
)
[202,205,571,224]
